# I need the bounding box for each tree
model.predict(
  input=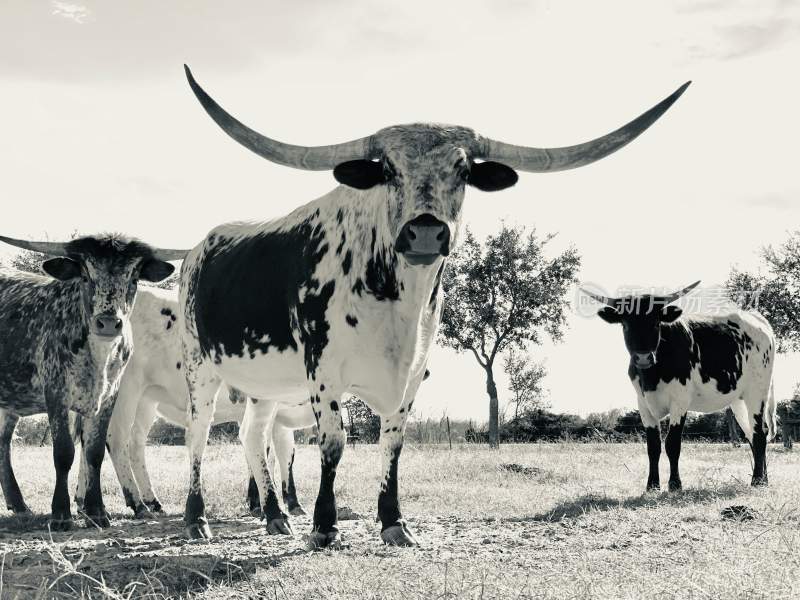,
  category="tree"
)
[503,347,547,438]
[438,225,581,447]
[726,231,800,352]
[342,395,381,443]
[8,249,47,275]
